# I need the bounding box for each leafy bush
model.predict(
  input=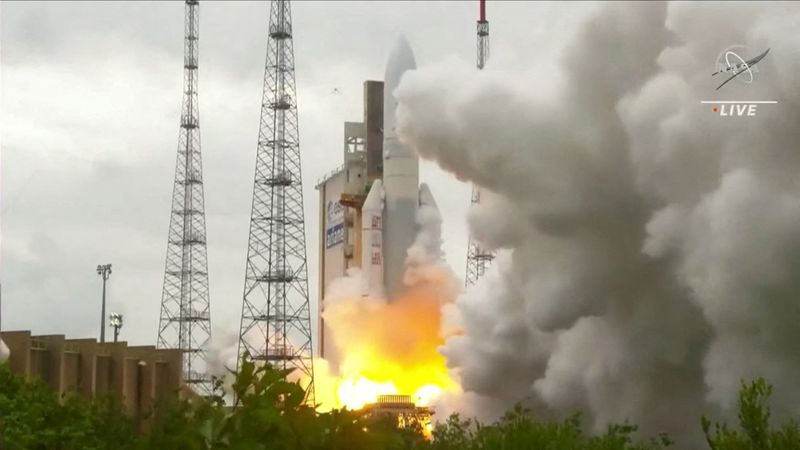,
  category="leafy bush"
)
[427,405,672,450]
[0,363,135,450]
[702,378,800,450]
